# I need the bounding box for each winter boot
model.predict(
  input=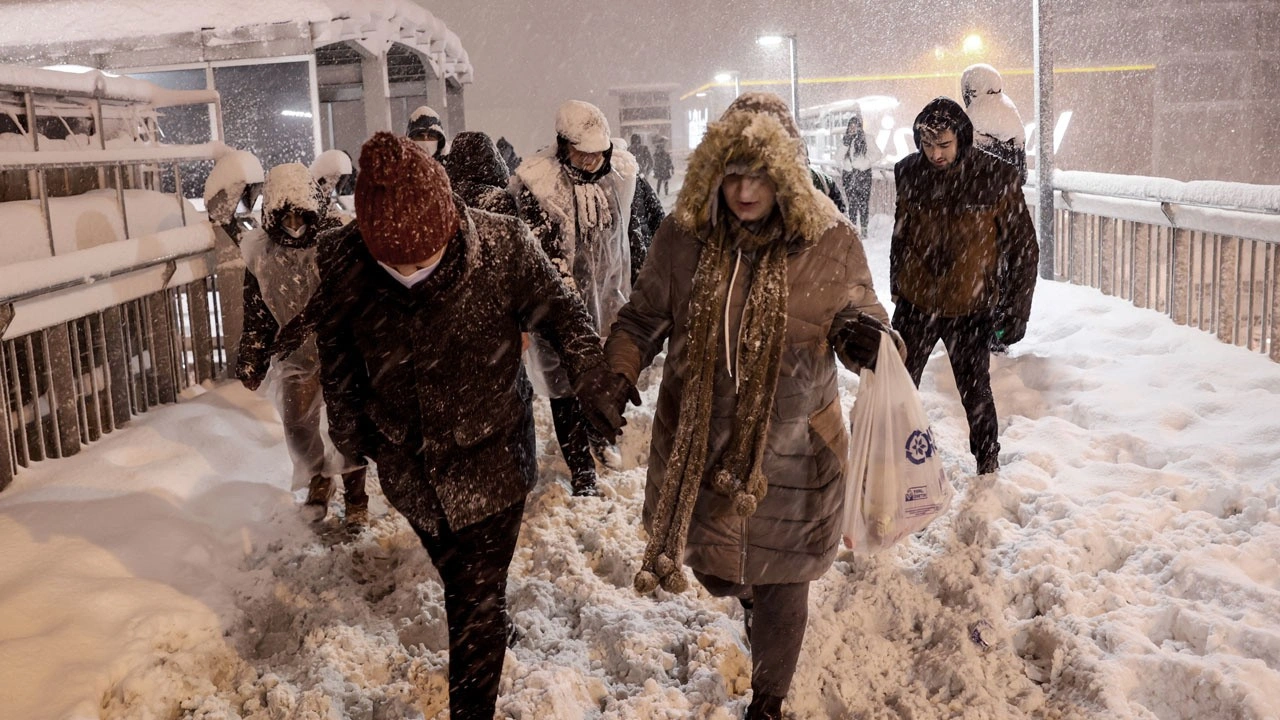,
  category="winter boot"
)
[745,693,785,720]
[342,467,369,526]
[305,474,333,506]
[976,454,999,475]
